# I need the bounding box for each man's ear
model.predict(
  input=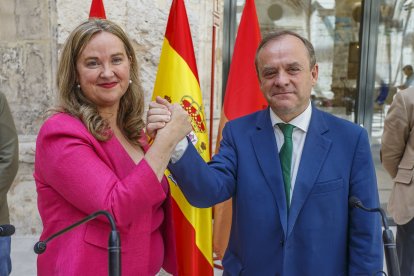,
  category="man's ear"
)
[311,64,319,85]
